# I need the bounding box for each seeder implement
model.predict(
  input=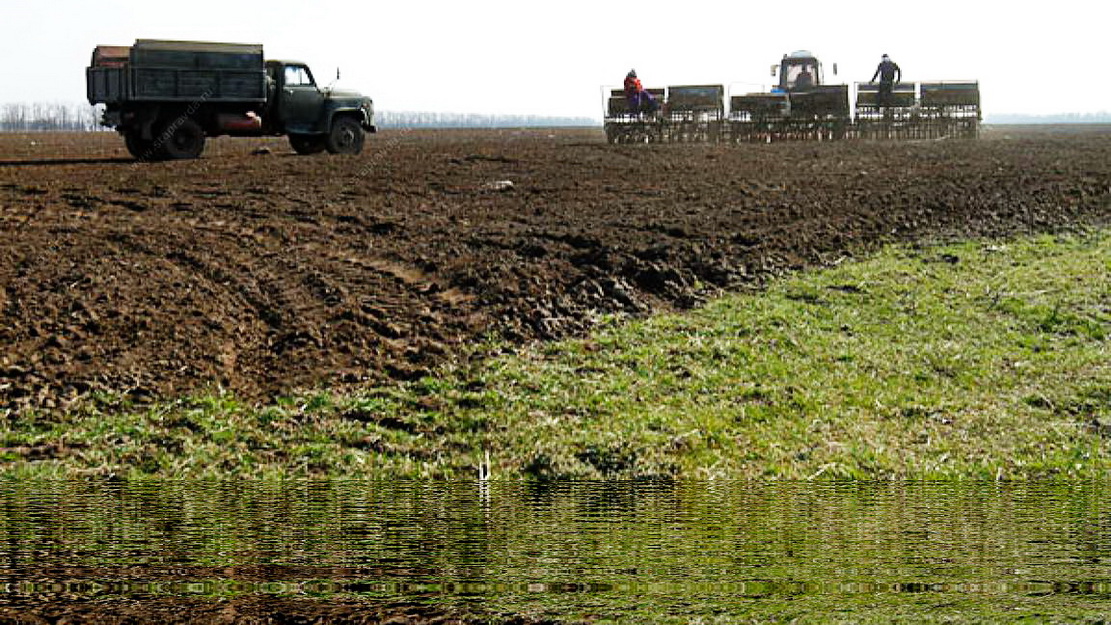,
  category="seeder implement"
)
[602,51,981,145]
